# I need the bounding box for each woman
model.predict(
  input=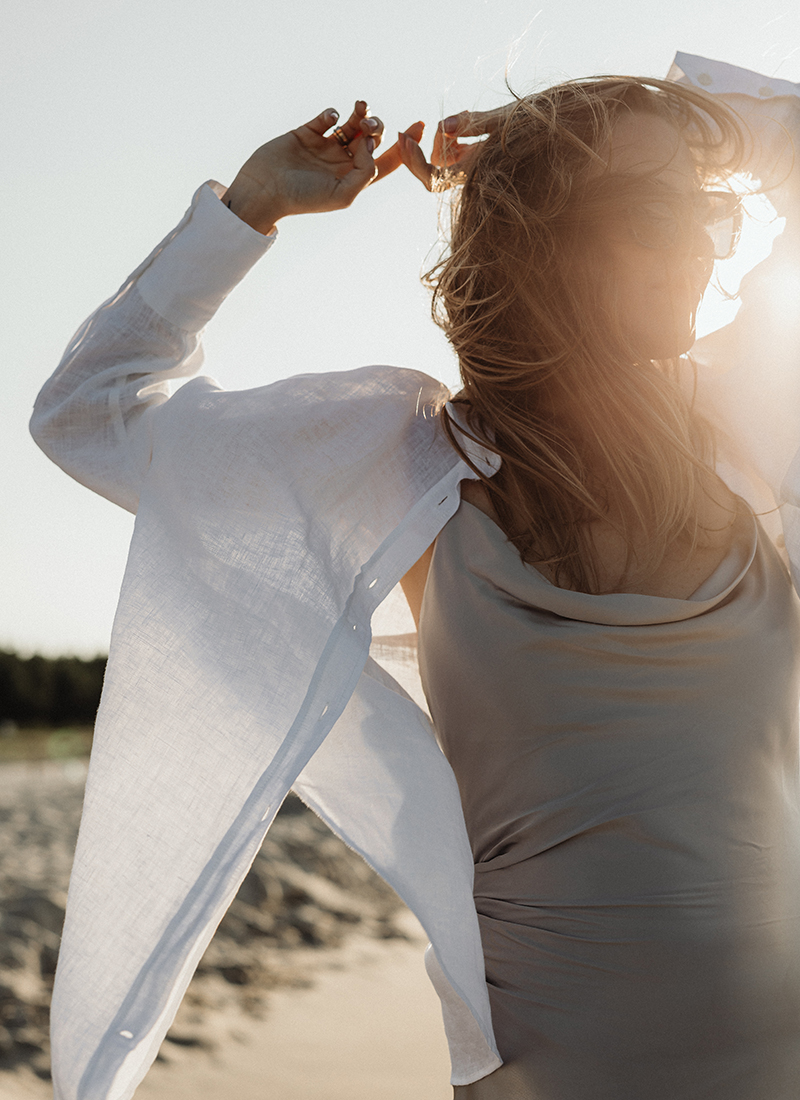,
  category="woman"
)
[409,81,800,1098]
[31,55,800,1100]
